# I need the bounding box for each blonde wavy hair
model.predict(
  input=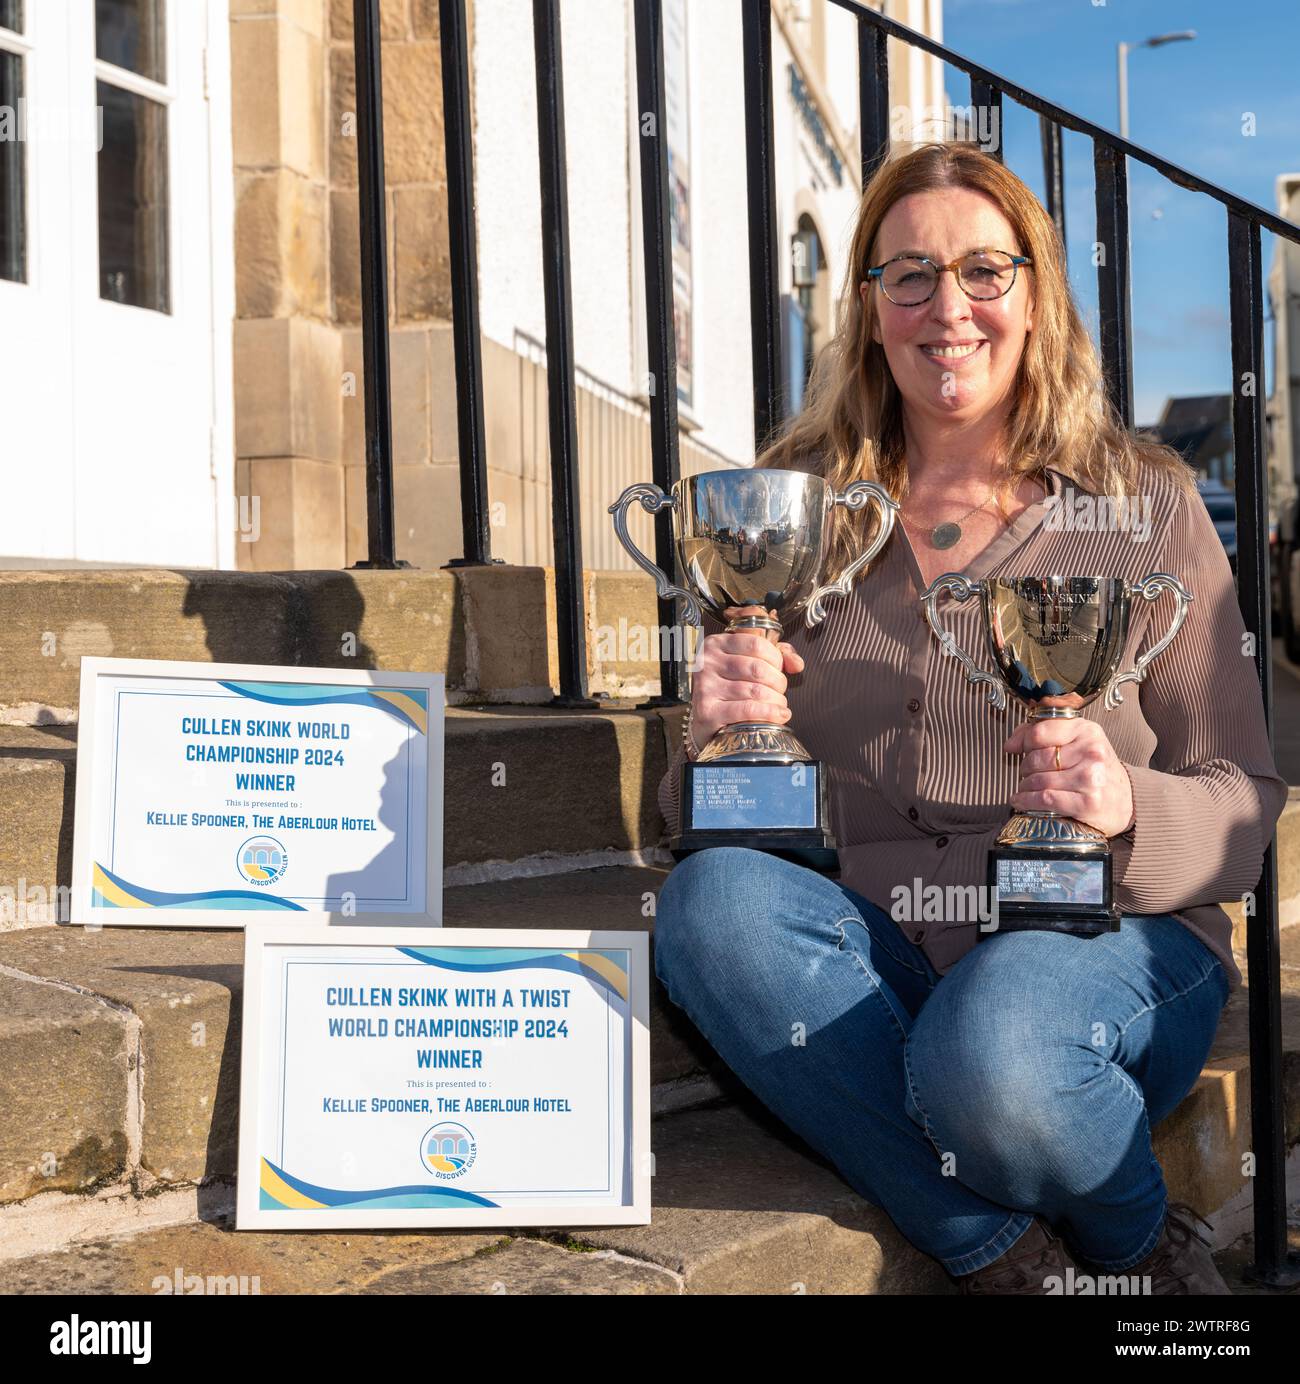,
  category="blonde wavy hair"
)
[756,140,1197,584]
